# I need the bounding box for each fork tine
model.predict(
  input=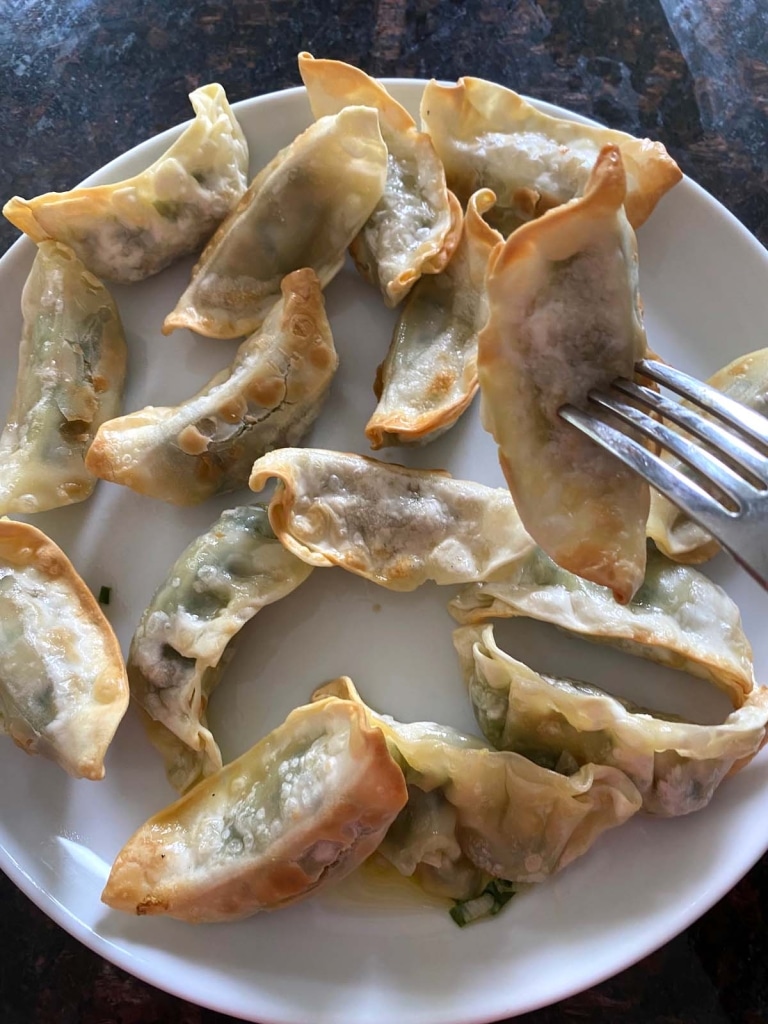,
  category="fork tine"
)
[587,389,753,505]
[559,404,735,534]
[637,359,768,449]
[611,378,768,486]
